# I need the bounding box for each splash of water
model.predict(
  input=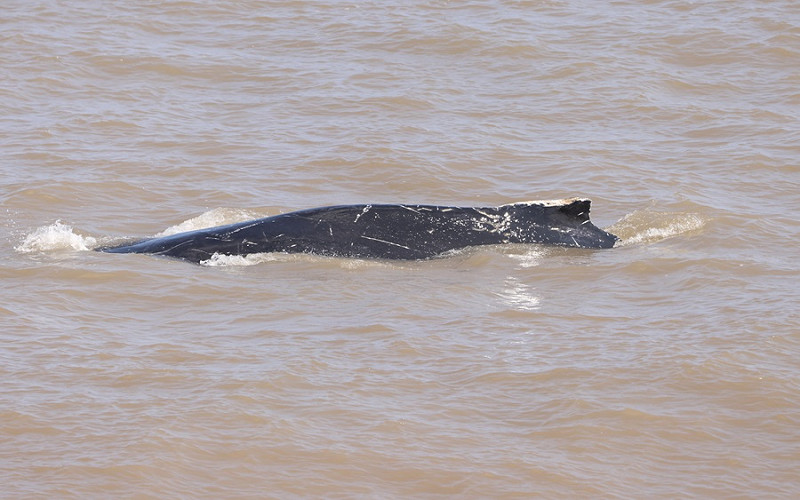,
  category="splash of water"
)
[608,209,706,247]
[199,252,279,267]
[15,221,98,253]
[157,208,261,237]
